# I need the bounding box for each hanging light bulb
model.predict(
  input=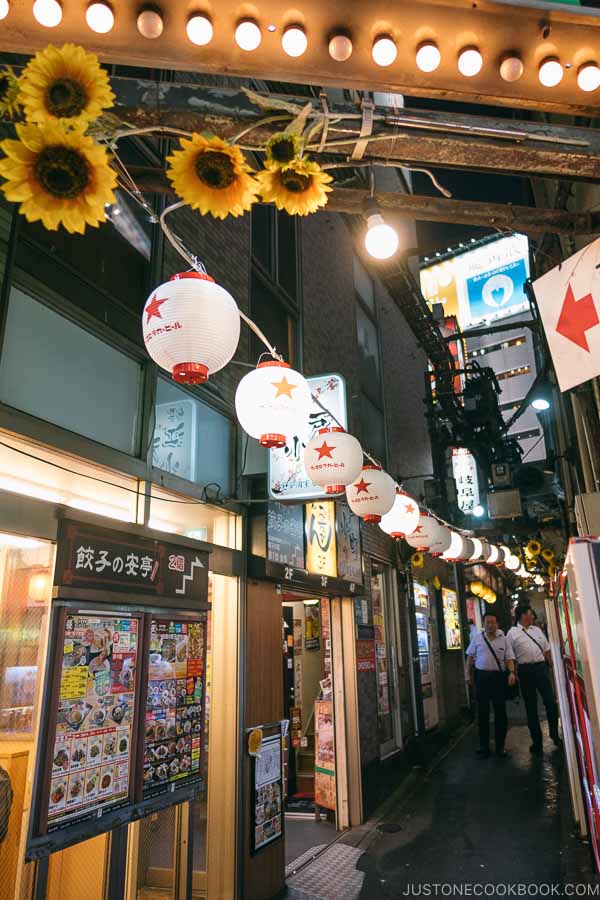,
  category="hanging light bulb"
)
[458,46,483,77]
[416,41,441,73]
[380,489,420,539]
[86,1,114,32]
[577,62,600,92]
[363,198,399,261]
[33,0,62,27]
[235,19,261,51]
[304,427,363,495]
[538,57,563,87]
[372,35,397,67]
[235,361,312,448]
[329,33,352,62]
[187,14,213,46]
[0,0,9,19]
[137,7,163,38]
[282,25,307,58]
[499,53,524,82]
